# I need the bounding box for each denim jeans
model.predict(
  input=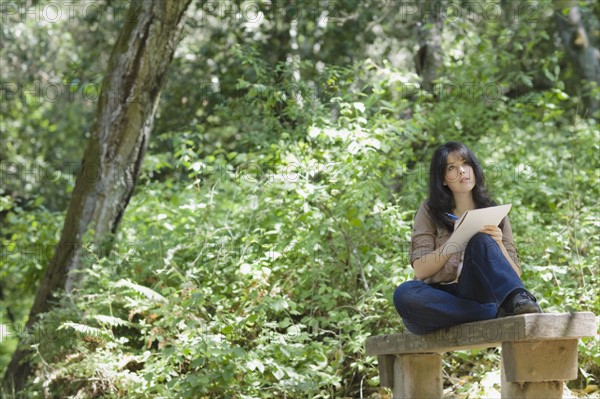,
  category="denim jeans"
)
[393,233,524,335]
